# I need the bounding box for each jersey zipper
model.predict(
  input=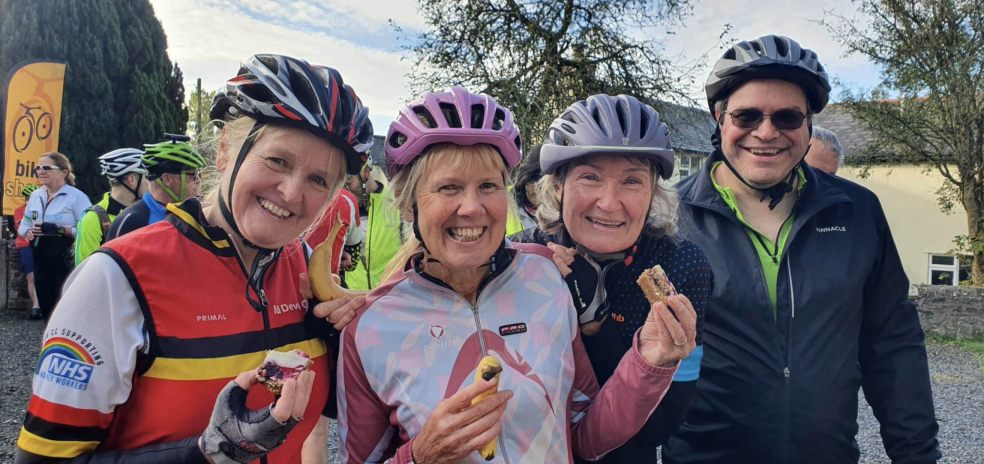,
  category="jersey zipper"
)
[468,299,513,464]
[415,254,514,464]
